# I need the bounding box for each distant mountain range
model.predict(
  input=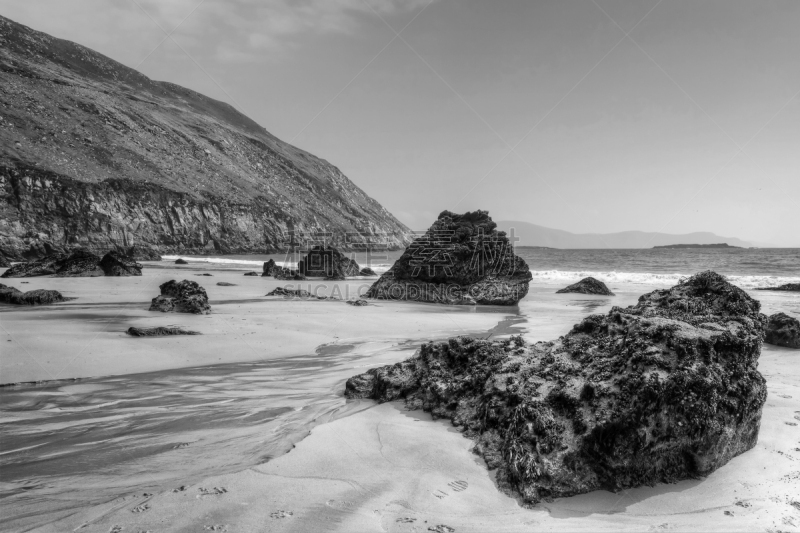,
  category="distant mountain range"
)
[0,16,409,261]
[495,221,755,249]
